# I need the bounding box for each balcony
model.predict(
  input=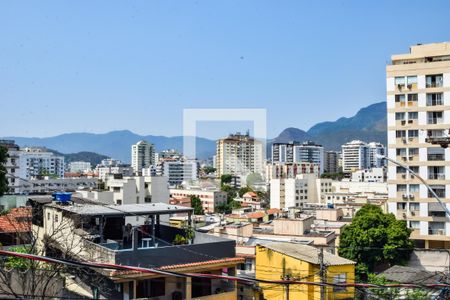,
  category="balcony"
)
[427,99,444,107]
[428,154,445,161]
[427,118,444,125]
[428,173,445,180]
[429,229,446,235]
